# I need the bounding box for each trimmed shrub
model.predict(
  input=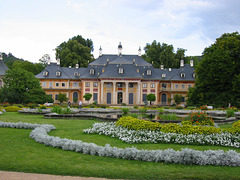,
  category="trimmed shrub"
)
[5,106,22,112]
[122,108,129,115]
[116,116,221,135]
